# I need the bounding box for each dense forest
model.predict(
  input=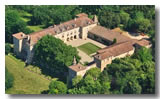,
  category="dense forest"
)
[5,5,155,94]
